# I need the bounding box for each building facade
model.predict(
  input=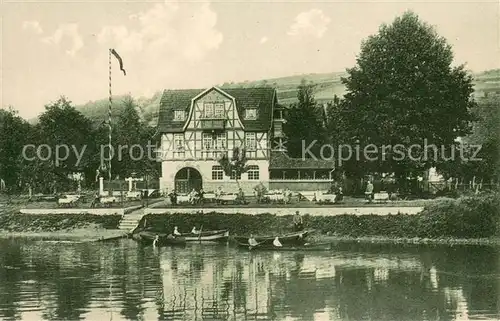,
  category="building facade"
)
[155,86,335,194]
